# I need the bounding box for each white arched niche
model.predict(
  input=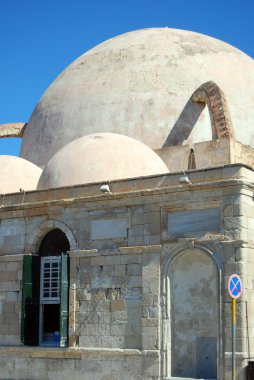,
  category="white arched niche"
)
[161,244,223,379]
